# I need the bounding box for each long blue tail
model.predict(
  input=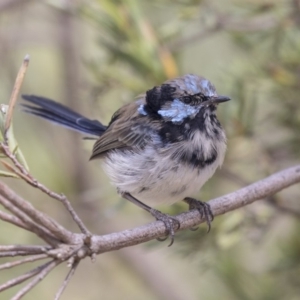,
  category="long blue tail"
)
[21,95,107,136]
